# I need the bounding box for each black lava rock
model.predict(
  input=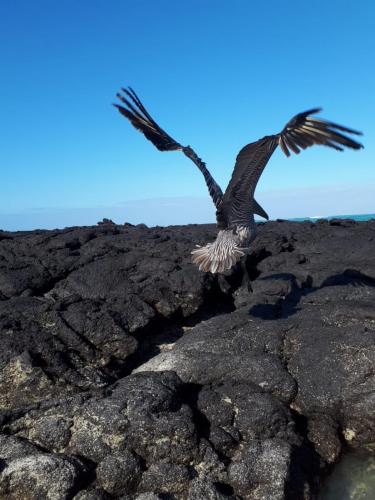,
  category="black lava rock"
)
[1,220,375,498]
